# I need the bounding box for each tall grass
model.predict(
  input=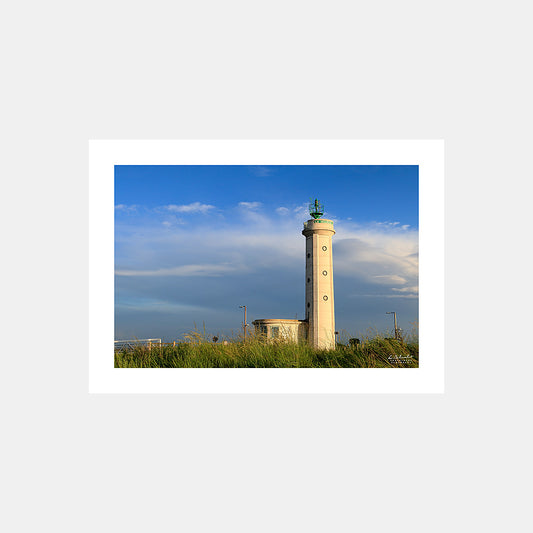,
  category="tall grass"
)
[115,328,419,368]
